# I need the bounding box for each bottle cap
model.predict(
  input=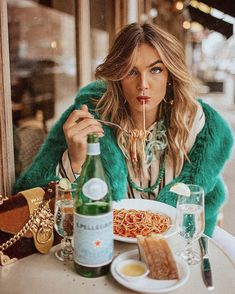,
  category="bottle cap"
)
[88,133,99,143]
